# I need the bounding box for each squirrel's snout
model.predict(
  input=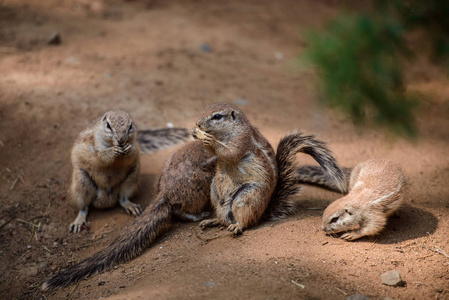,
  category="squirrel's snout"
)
[116,135,127,145]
